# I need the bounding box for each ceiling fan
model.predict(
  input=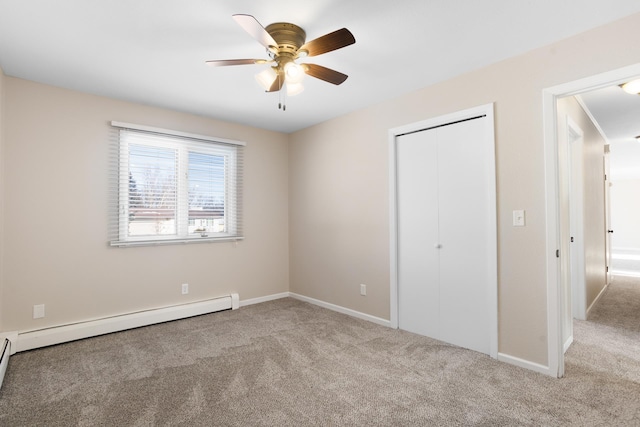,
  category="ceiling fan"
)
[206,14,355,107]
